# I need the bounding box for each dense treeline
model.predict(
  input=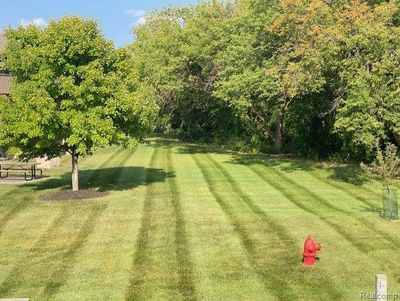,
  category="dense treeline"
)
[128,0,400,161]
